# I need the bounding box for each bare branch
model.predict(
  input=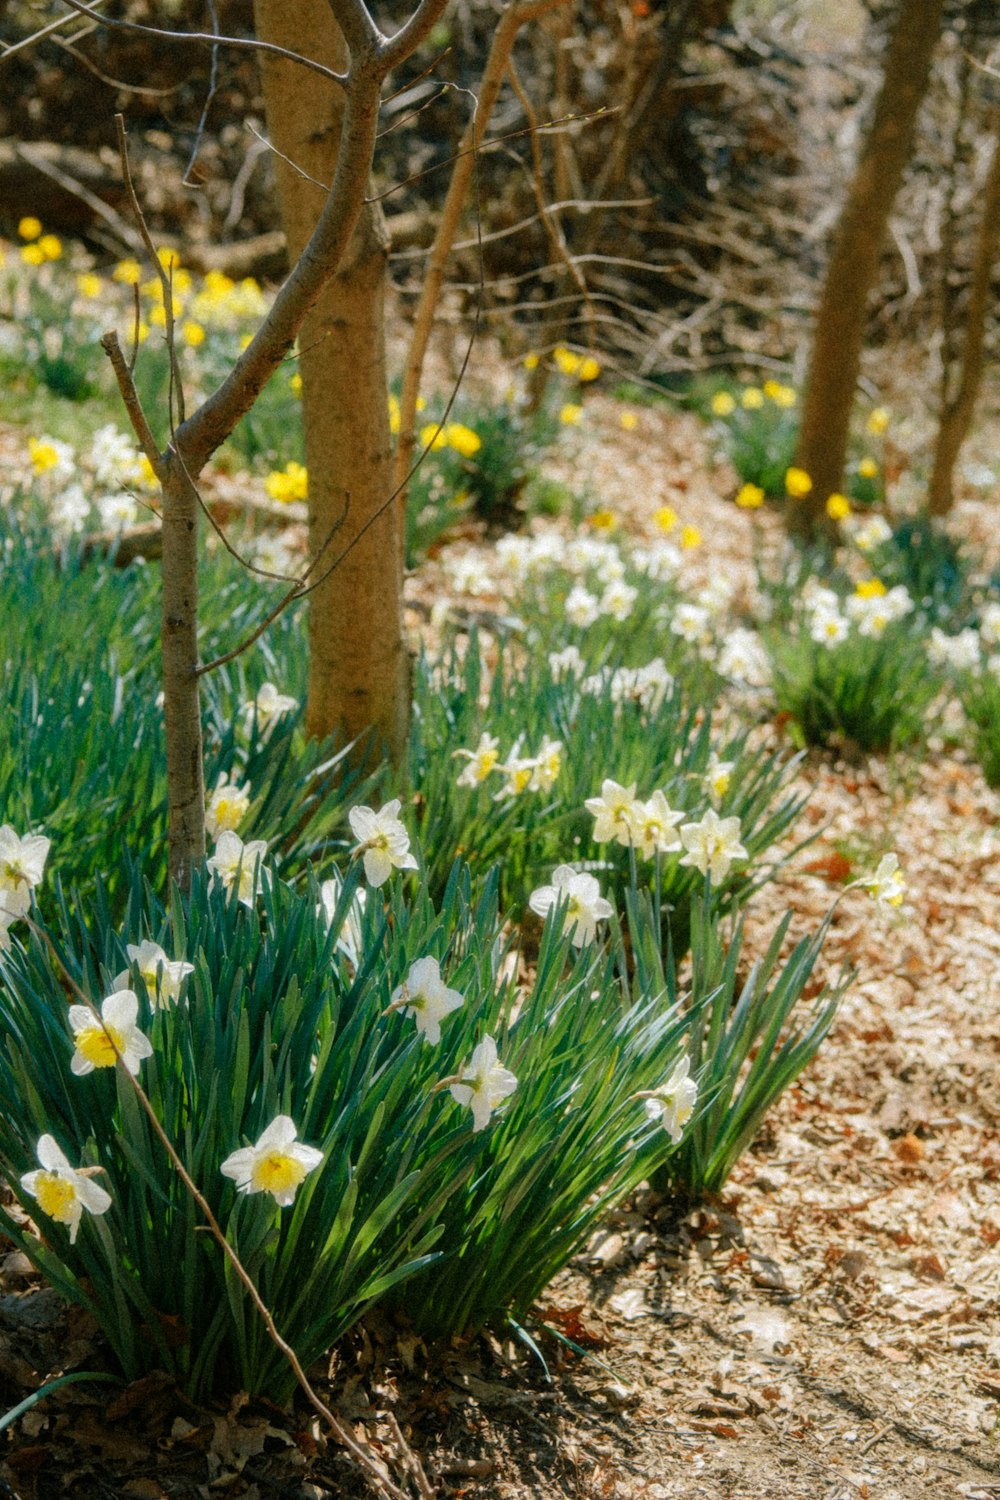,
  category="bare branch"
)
[100,332,164,479]
[0,1,108,63]
[49,0,348,86]
[376,0,452,76]
[506,53,597,346]
[182,0,221,187]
